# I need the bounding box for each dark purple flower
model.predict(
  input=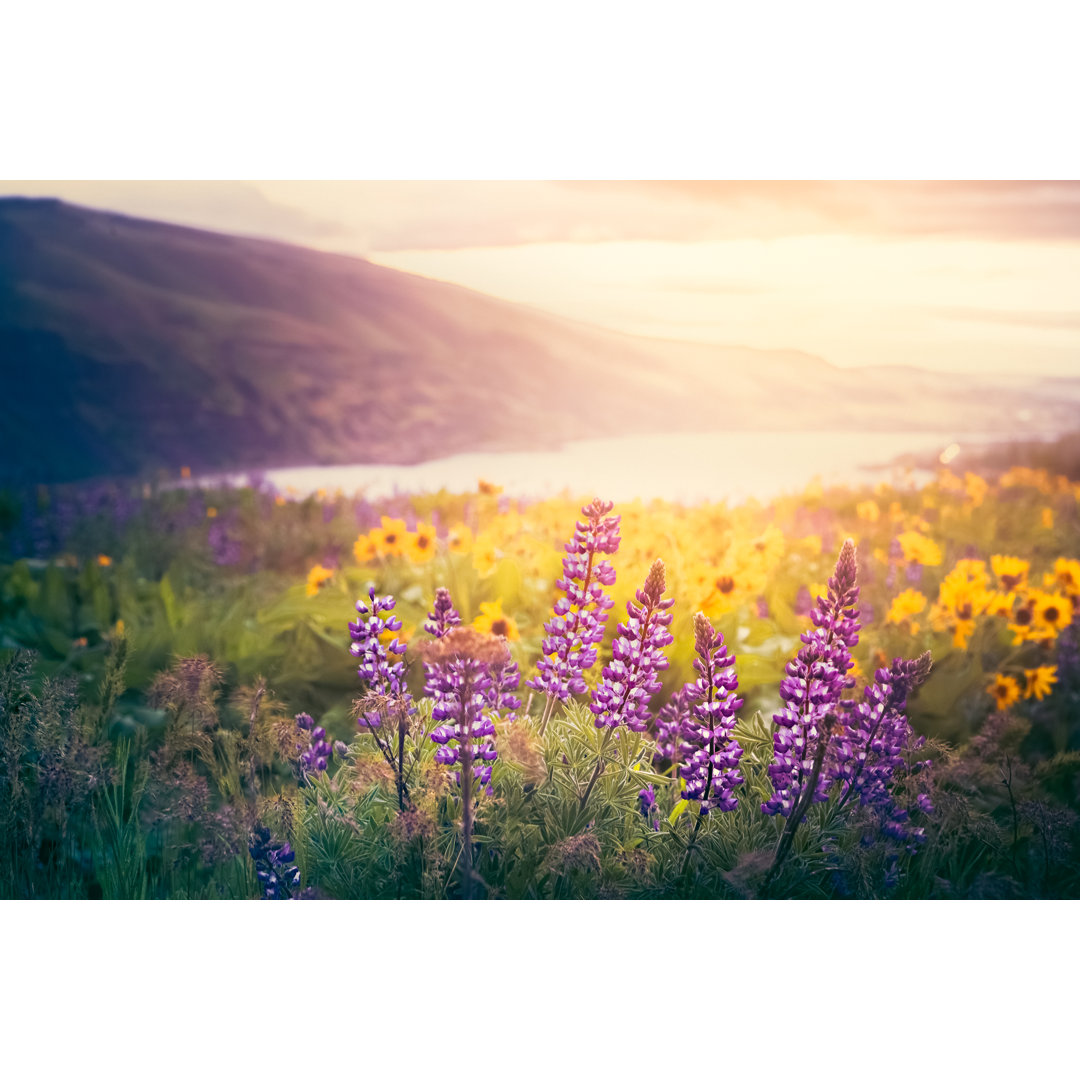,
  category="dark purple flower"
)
[677,613,744,814]
[424,587,461,639]
[654,687,692,764]
[528,498,621,703]
[296,712,336,775]
[349,586,415,732]
[763,540,860,818]
[638,785,660,831]
[590,559,674,732]
[831,651,935,851]
[248,825,302,899]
